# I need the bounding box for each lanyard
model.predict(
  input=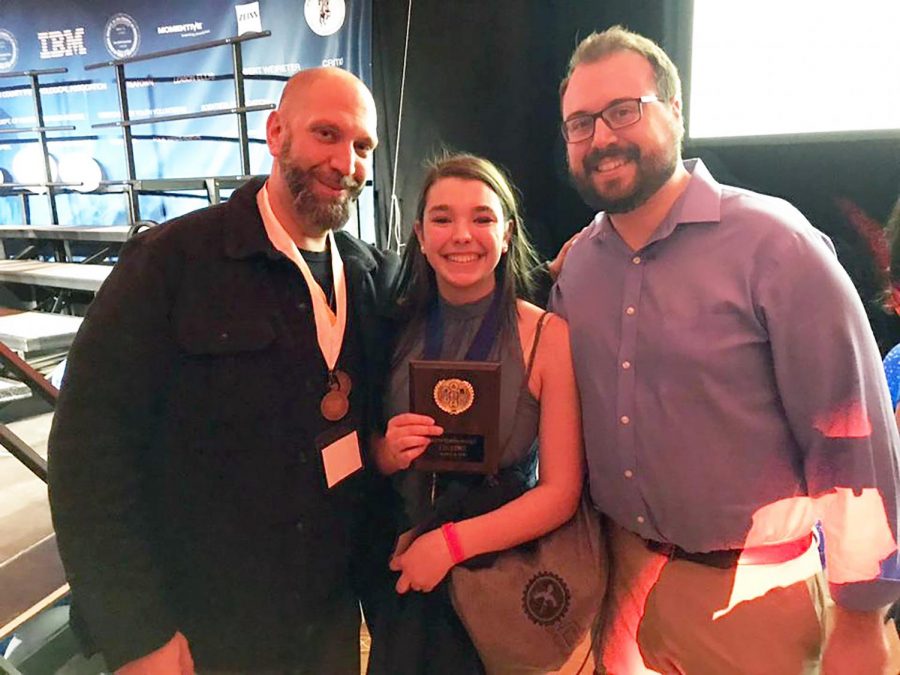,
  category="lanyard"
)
[257,184,347,371]
[423,285,503,361]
